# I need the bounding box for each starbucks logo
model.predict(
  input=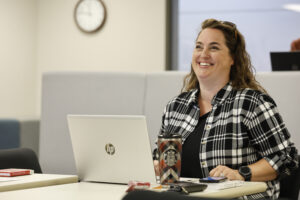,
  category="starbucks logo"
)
[162,146,180,166]
[105,143,115,155]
